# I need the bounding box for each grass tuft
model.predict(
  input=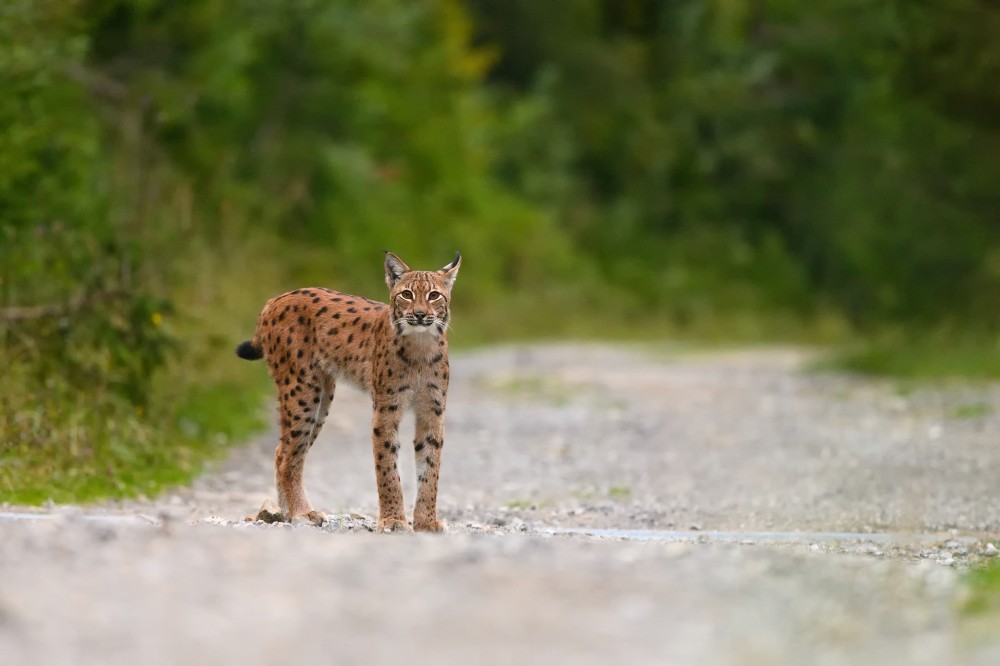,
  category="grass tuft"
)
[608,485,632,499]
